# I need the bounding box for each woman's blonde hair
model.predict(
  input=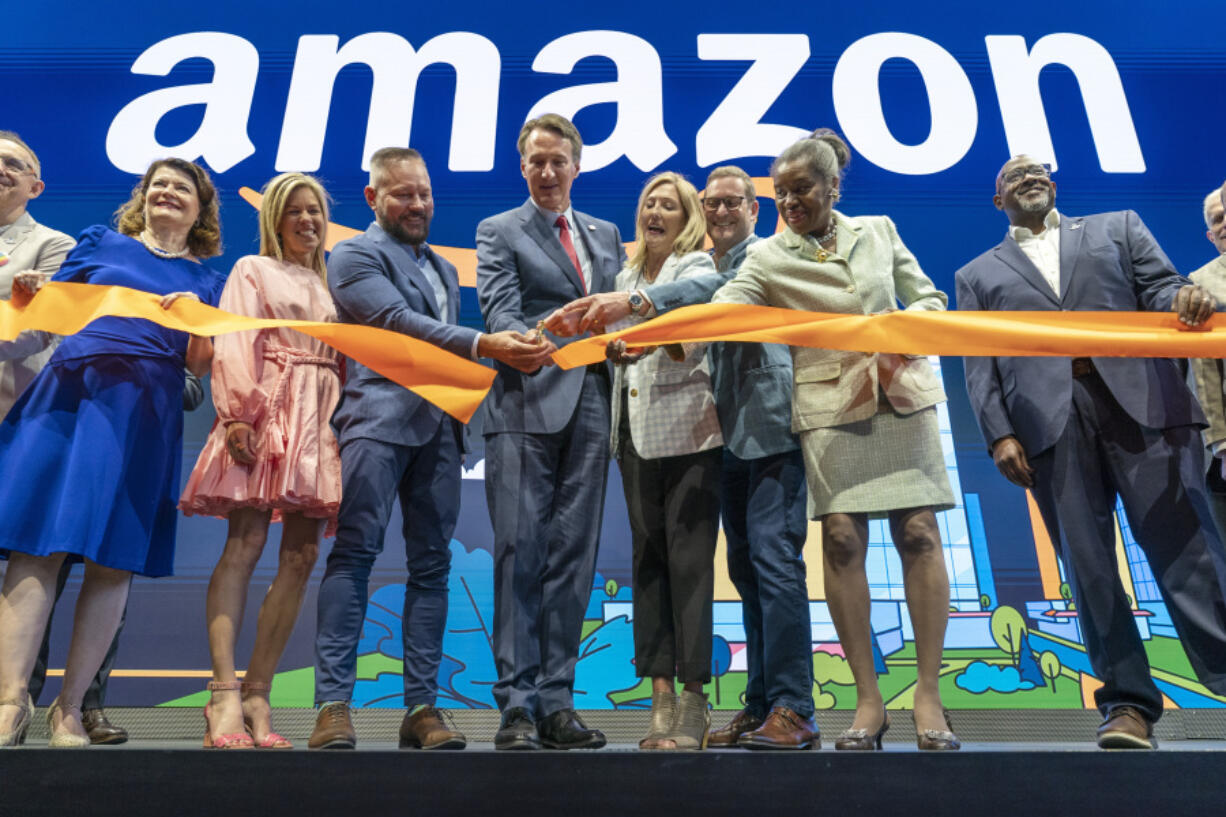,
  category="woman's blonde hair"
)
[628,172,706,272]
[258,172,331,281]
[114,158,222,258]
